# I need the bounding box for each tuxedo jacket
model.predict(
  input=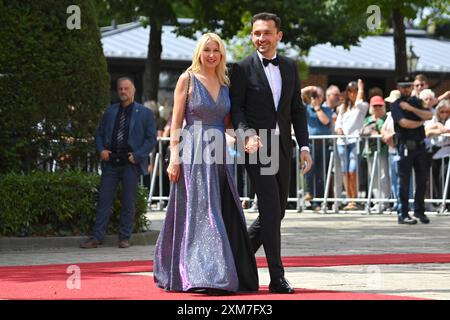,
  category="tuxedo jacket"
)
[229,51,309,155]
[95,102,157,175]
